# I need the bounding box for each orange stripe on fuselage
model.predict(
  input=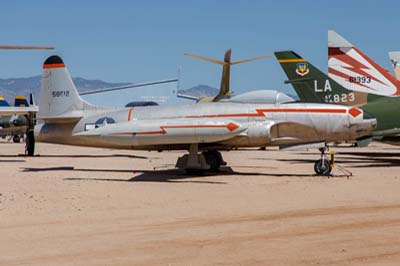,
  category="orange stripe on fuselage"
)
[43,63,65,69]
[114,124,233,136]
[127,107,134,121]
[184,108,347,118]
[257,108,347,113]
